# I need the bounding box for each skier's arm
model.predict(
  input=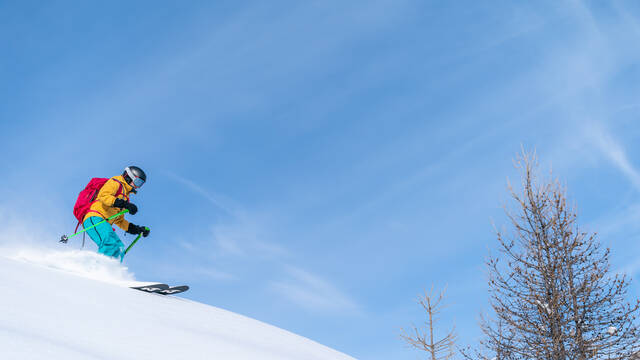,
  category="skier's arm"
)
[113,215,130,232]
[96,179,122,207]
